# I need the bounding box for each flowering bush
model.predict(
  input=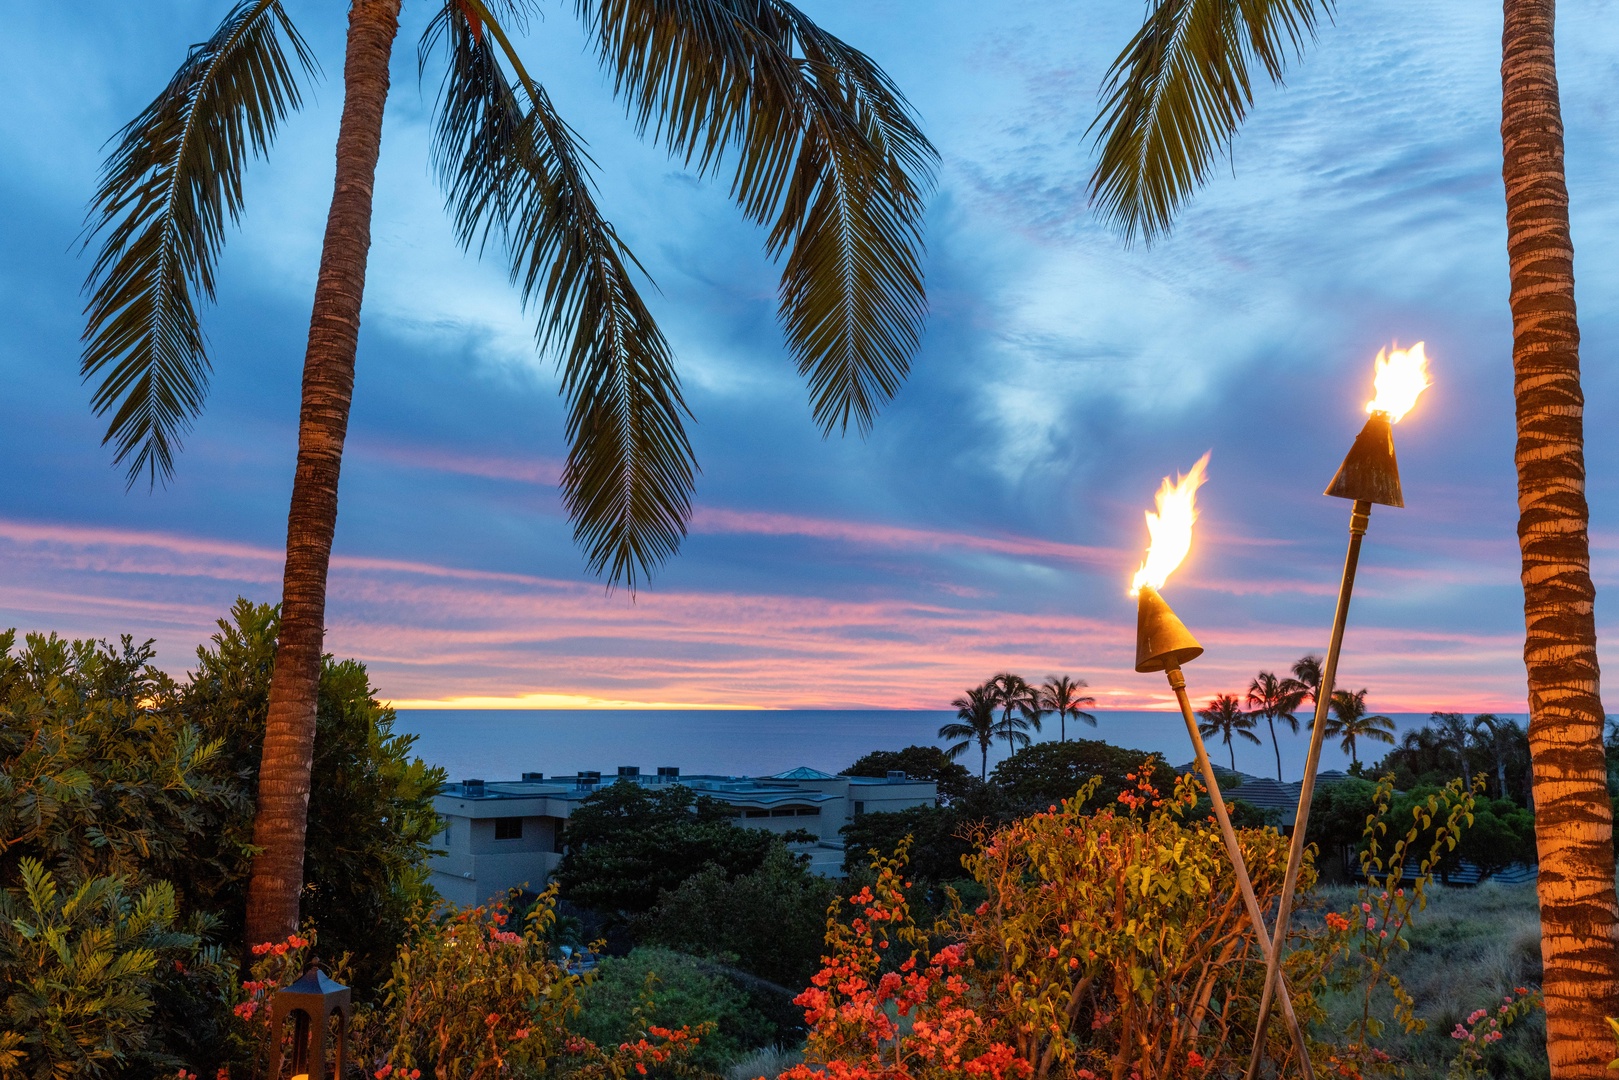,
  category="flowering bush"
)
[785,769,1320,1080]
[1446,987,1540,1079]
[367,888,707,1080]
